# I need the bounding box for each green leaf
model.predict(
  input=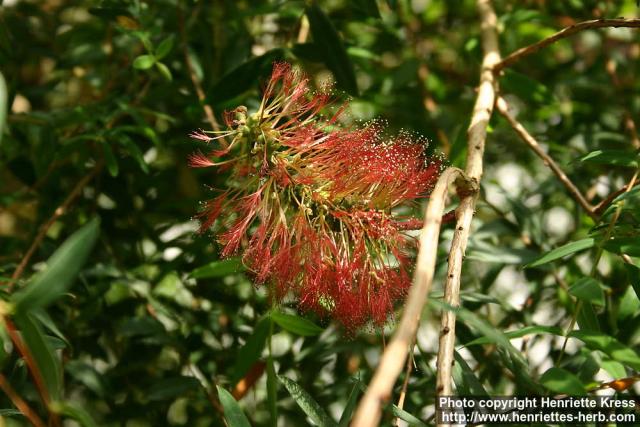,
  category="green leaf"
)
[100,140,119,177]
[579,150,639,168]
[216,386,252,427]
[147,377,201,401]
[306,3,358,96]
[278,376,337,427]
[603,237,640,257]
[626,263,640,300]
[432,300,527,367]
[52,402,98,427]
[338,379,361,427]
[576,301,600,332]
[501,69,552,105]
[466,242,538,264]
[13,312,62,401]
[210,49,285,103]
[391,405,428,427]
[526,238,595,268]
[155,62,172,81]
[601,359,626,379]
[66,361,107,397]
[230,316,270,384]
[452,351,489,397]
[570,331,640,370]
[32,310,71,349]
[270,311,323,336]
[569,277,605,306]
[0,409,22,417]
[465,325,563,346]
[602,186,640,218]
[118,135,149,173]
[540,367,586,395]
[13,218,100,312]
[0,70,7,145]
[352,0,380,18]
[133,54,156,70]
[155,35,174,60]
[190,258,244,279]
[266,355,278,427]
